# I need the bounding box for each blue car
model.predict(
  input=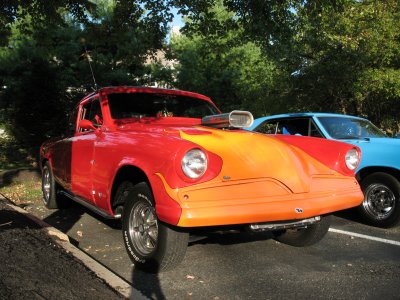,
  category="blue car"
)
[248,113,400,228]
